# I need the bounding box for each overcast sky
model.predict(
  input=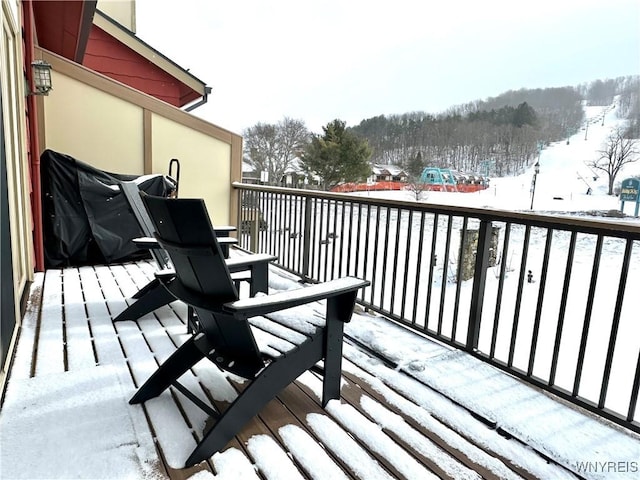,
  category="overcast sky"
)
[135,0,640,134]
